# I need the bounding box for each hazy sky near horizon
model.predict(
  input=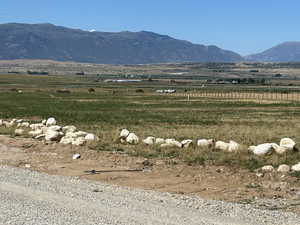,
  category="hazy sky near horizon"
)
[1,0,299,55]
